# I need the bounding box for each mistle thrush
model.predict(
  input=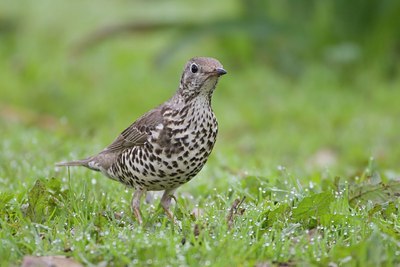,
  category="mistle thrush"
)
[56,57,227,223]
